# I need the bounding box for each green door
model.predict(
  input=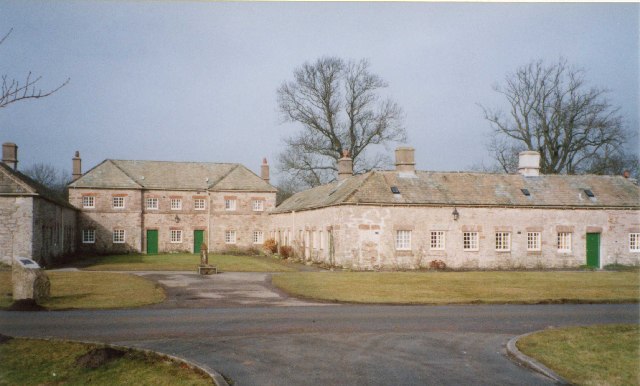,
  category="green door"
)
[194,230,204,254]
[146,230,158,255]
[586,233,600,268]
